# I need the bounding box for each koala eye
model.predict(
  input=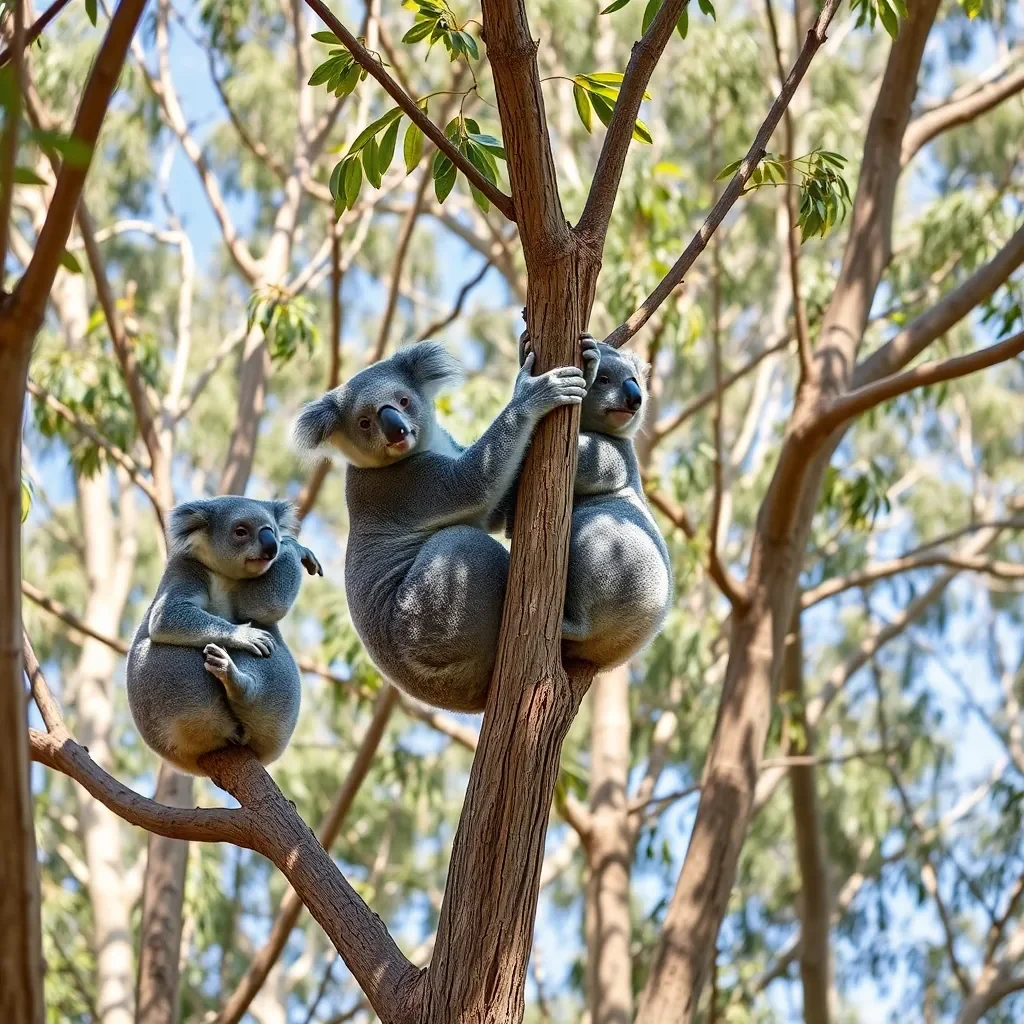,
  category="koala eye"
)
[598,374,610,385]
[358,417,371,430]
[399,396,410,408]
[232,525,250,541]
